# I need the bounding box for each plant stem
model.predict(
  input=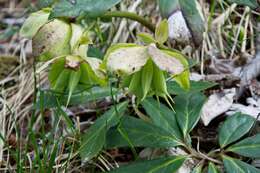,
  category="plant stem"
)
[102,11,156,32]
[182,145,222,165]
[131,96,151,122]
